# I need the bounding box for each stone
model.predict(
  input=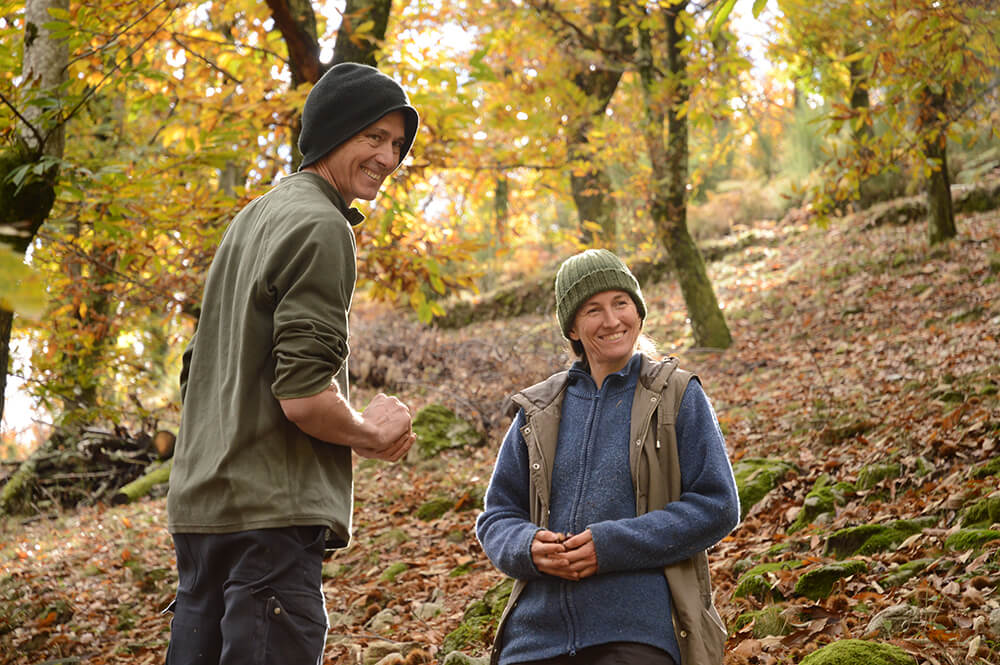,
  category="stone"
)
[866,604,923,637]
